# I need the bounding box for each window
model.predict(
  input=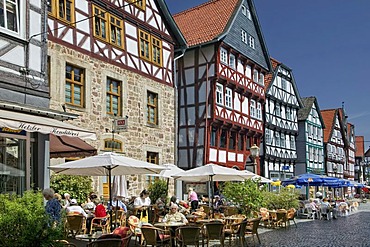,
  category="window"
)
[241,5,251,20]
[290,136,295,149]
[104,139,122,152]
[225,87,232,108]
[106,78,121,116]
[248,34,255,49]
[92,5,107,40]
[65,64,84,107]
[281,134,286,148]
[147,91,158,125]
[128,0,145,10]
[48,0,74,24]
[216,83,223,105]
[253,69,258,82]
[147,151,159,164]
[139,30,162,66]
[275,103,281,117]
[265,129,271,145]
[258,73,264,85]
[219,129,227,148]
[250,100,256,118]
[245,65,252,78]
[275,132,280,147]
[281,77,287,90]
[229,54,236,69]
[286,107,291,120]
[241,30,247,44]
[0,0,20,33]
[229,132,236,150]
[109,14,123,47]
[220,48,227,64]
[238,133,244,151]
[210,127,217,147]
[256,102,262,120]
